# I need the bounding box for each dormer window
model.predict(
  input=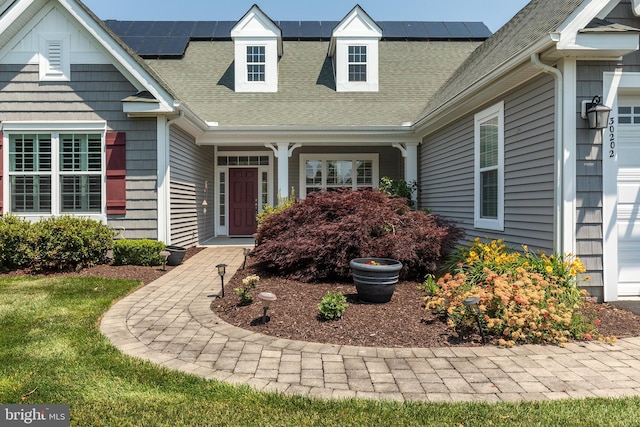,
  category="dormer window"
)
[247,46,266,82]
[348,46,367,82]
[329,6,382,92]
[231,5,282,93]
